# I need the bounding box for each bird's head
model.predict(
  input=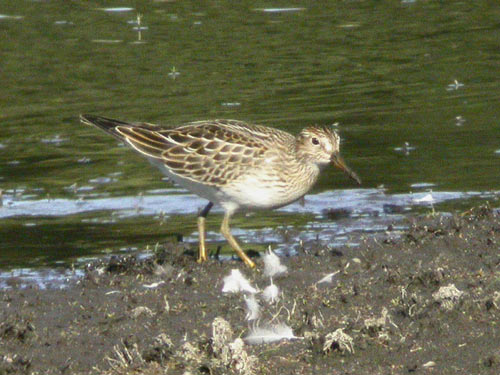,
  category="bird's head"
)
[295,126,361,184]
